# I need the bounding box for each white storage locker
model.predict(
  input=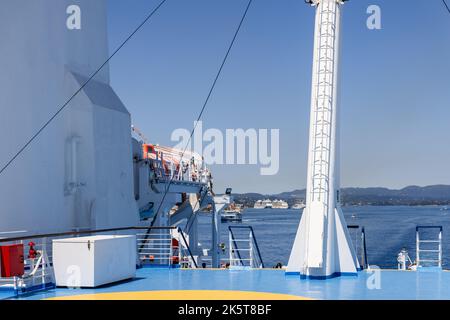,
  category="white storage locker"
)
[53,235,136,288]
